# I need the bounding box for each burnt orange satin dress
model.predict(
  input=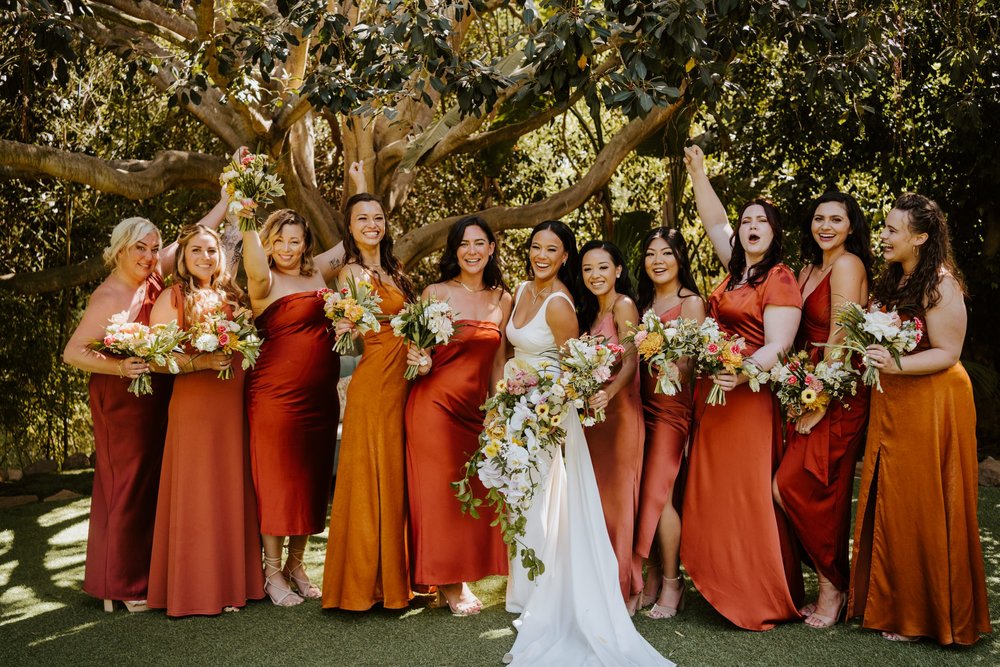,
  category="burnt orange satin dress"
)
[584,313,645,600]
[634,303,693,559]
[322,282,411,610]
[774,271,868,591]
[680,265,804,630]
[246,291,339,536]
[405,320,508,585]
[84,272,173,602]
[848,310,990,645]
[147,286,265,616]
